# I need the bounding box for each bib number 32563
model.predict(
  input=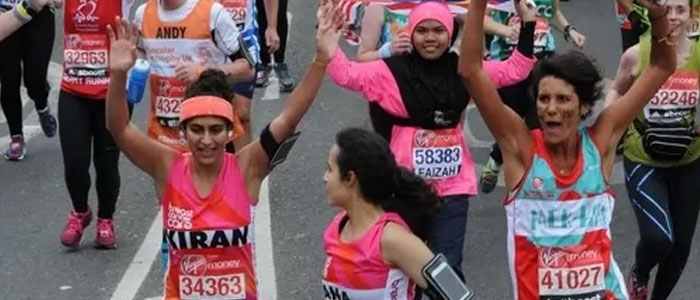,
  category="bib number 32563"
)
[180,273,245,299]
